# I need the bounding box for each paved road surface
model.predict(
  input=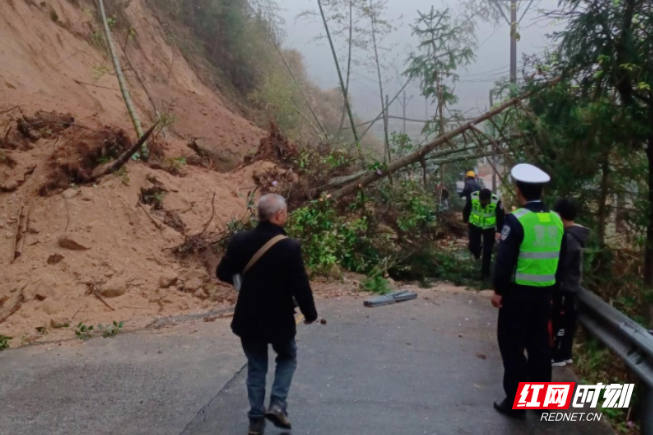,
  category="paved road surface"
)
[0,288,614,435]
